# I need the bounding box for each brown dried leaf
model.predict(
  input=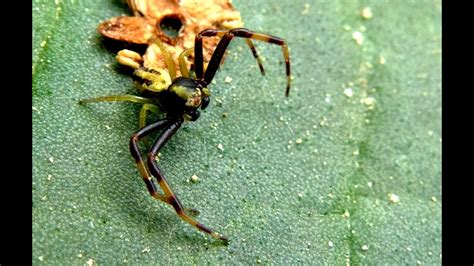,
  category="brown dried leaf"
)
[98,0,244,73]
